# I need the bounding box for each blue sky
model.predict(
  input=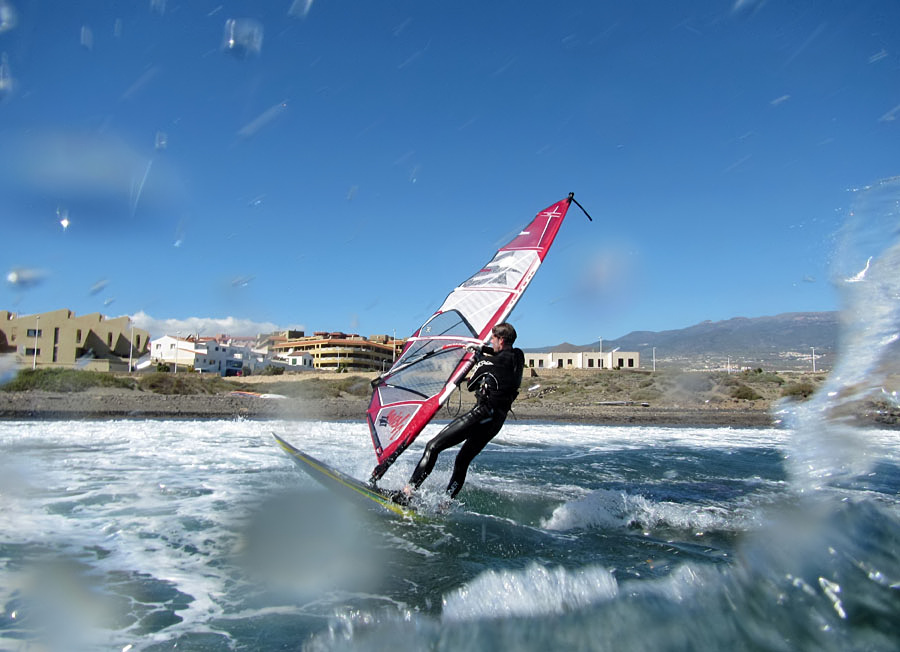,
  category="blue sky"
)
[1,1,898,348]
